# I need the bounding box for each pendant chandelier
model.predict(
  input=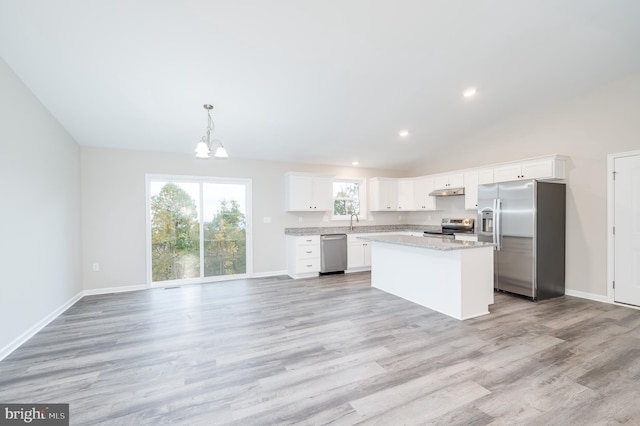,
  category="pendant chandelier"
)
[195,104,228,159]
